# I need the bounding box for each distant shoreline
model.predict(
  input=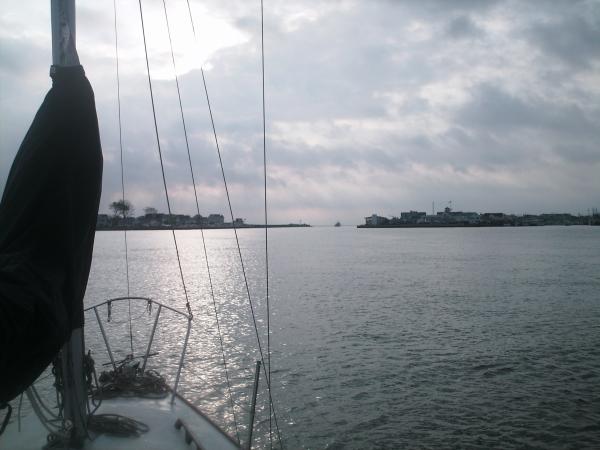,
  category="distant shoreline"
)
[361,210,599,227]
[357,223,597,228]
[96,223,311,231]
